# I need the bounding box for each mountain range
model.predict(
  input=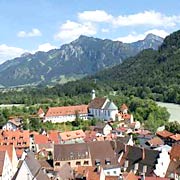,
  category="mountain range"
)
[0,34,163,87]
